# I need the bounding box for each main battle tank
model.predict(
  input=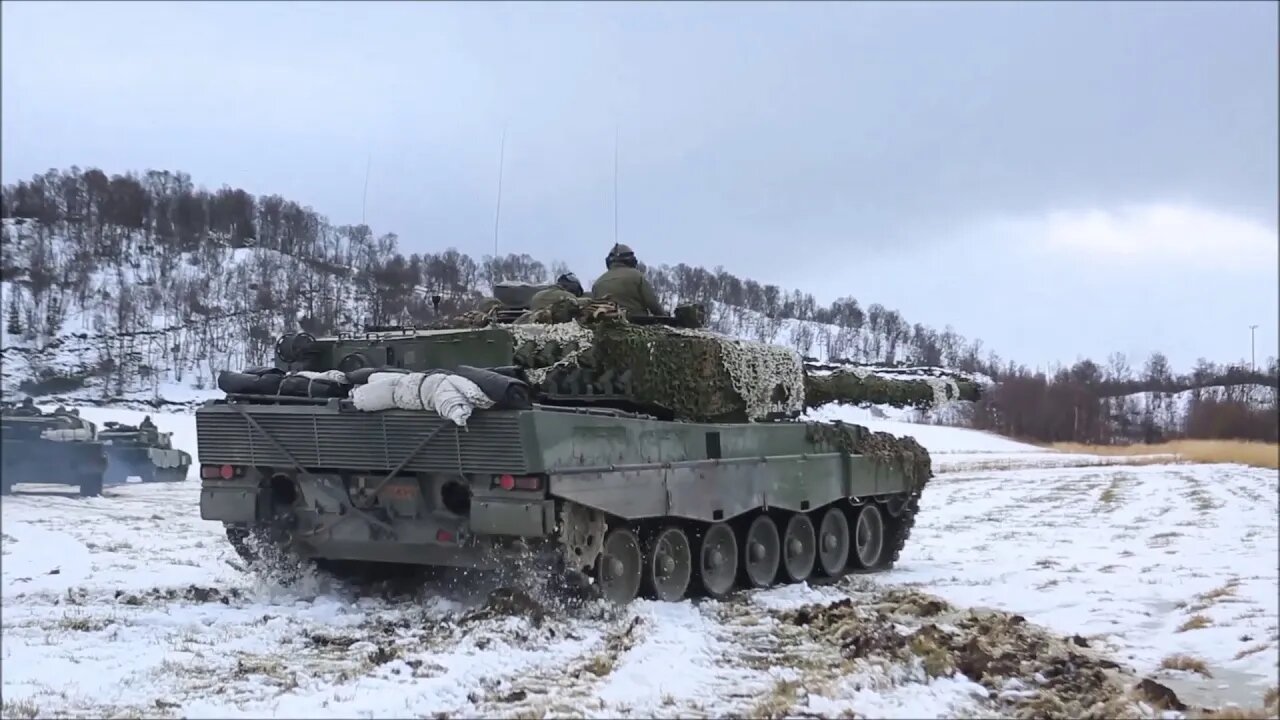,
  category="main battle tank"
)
[196,284,936,604]
[98,421,192,485]
[1,403,109,496]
